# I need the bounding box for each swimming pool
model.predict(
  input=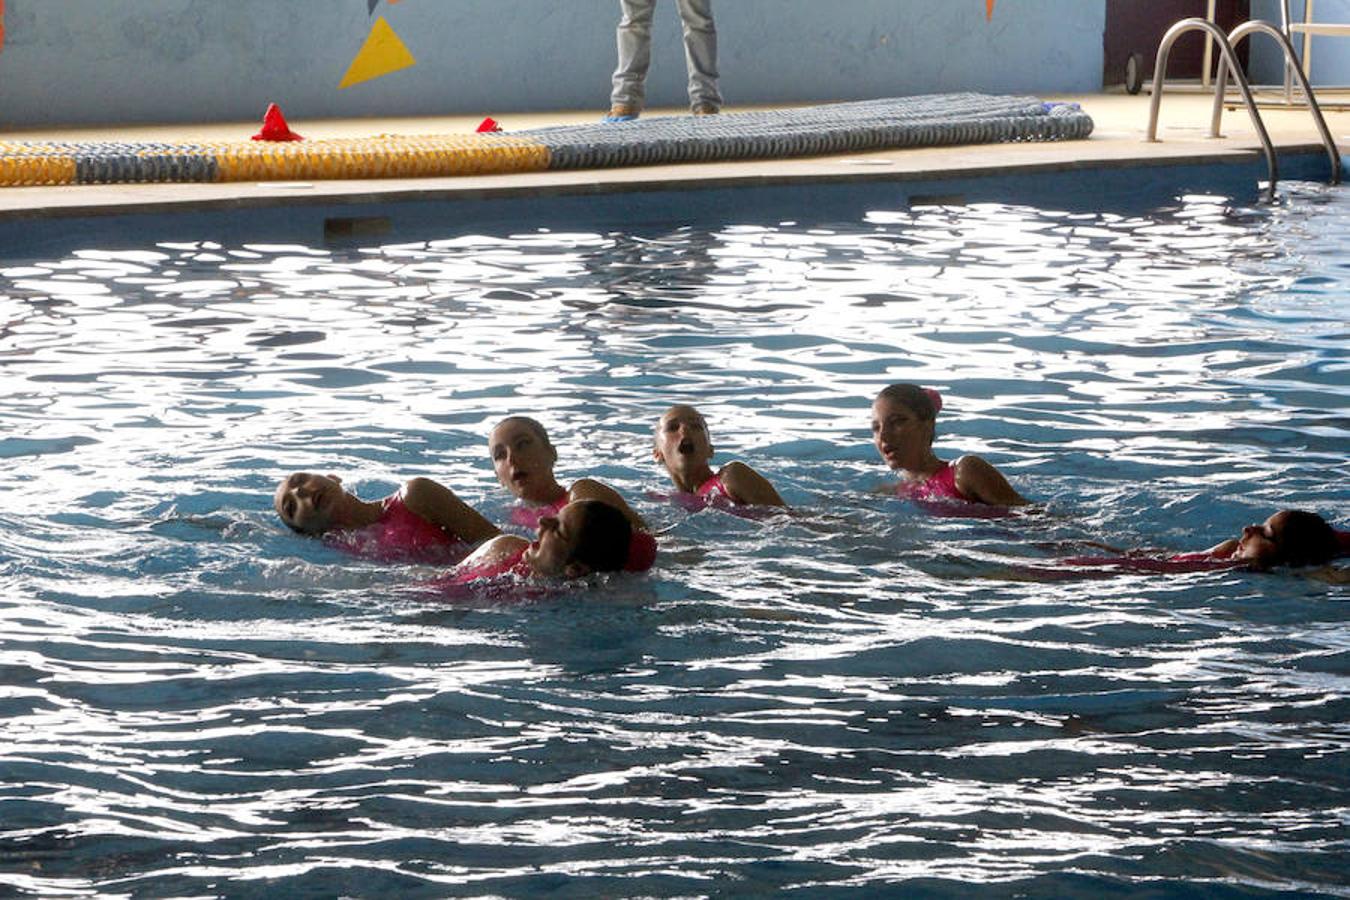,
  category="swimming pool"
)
[1,158,1347,896]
